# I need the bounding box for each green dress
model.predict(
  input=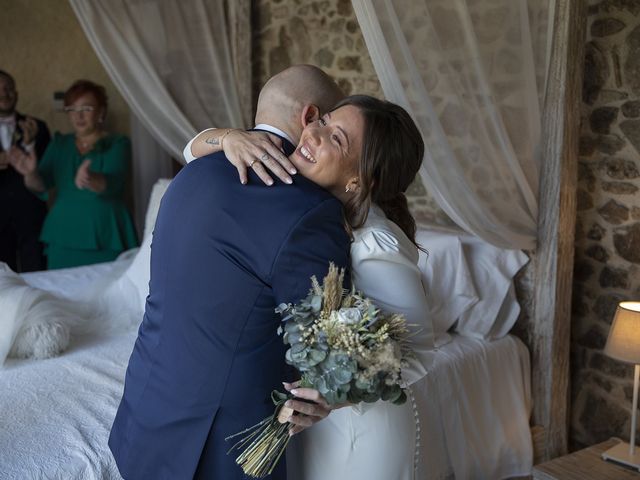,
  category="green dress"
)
[38,132,138,269]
